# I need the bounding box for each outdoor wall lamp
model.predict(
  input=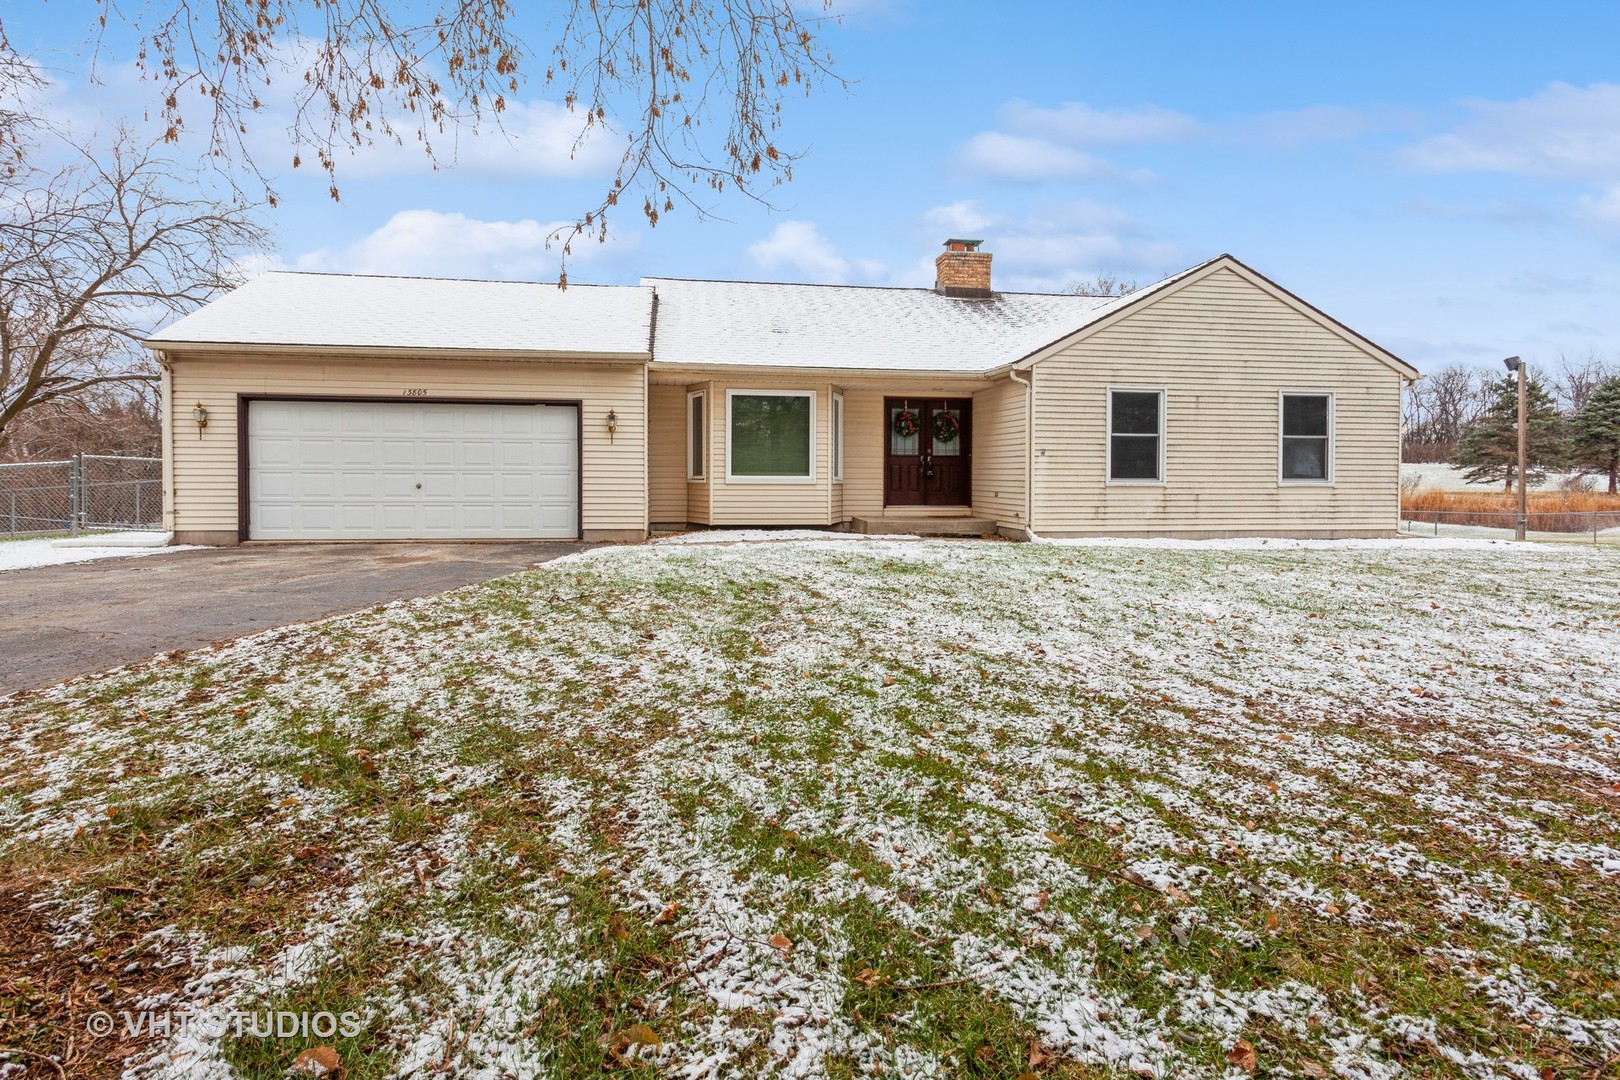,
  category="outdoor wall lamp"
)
[192,401,209,439]
[606,409,618,443]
